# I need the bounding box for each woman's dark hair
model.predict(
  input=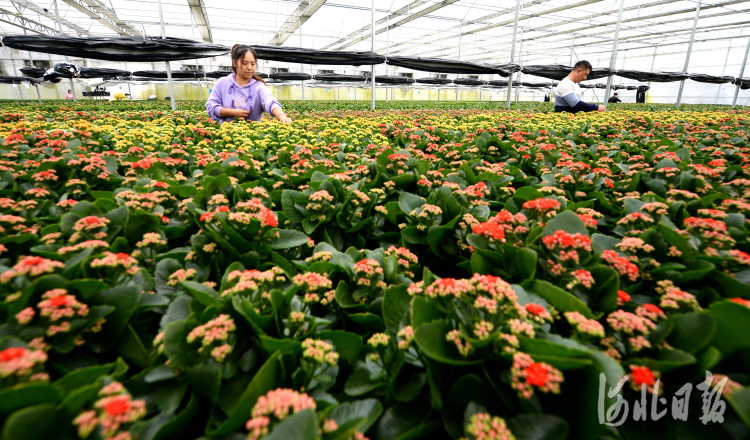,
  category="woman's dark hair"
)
[231,44,266,85]
[67,89,71,92]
